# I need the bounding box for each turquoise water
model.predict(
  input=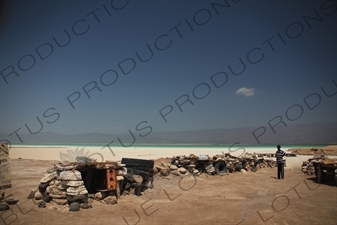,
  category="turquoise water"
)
[12,143,329,149]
